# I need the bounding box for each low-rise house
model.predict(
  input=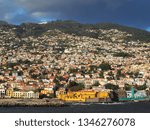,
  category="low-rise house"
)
[146,80,150,87]
[125,78,134,85]
[49,76,55,82]
[76,78,84,83]
[41,88,54,96]
[117,80,125,89]
[56,88,66,96]
[135,78,145,86]
[134,90,147,98]
[84,79,93,88]
[85,74,90,79]
[126,90,147,98]
[16,76,23,81]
